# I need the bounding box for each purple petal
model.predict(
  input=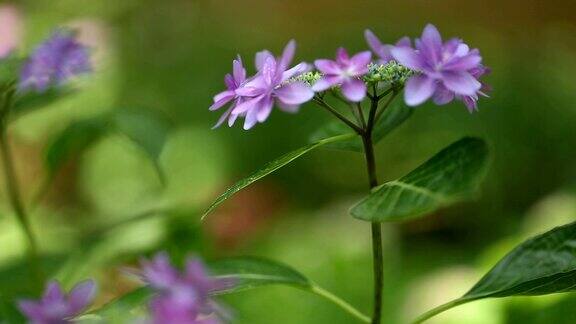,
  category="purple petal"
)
[441,71,481,96]
[232,58,246,85]
[335,47,350,64]
[235,86,264,97]
[278,40,296,73]
[256,97,274,122]
[281,62,310,82]
[443,53,482,71]
[43,281,65,302]
[314,59,341,75]
[396,36,411,47]
[341,79,367,102]
[277,101,300,113]
[390,46,423,70]
[232,95,263,114]
[349,51,372,75]
[141,252,179,289]
[419,24,443,64]
[213,107,232,129]
[311,75,343,92]
[462,95,479,112]
[68,280,97,314]
[243,104,260,130]
[255,50,273,71]
[364,29,385,57]
[404,75,436,106]
[432,86,455,105]
[210,90,235,111]
[224,74,235,90]
[275,82,314,105]
[17,300,43,320]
